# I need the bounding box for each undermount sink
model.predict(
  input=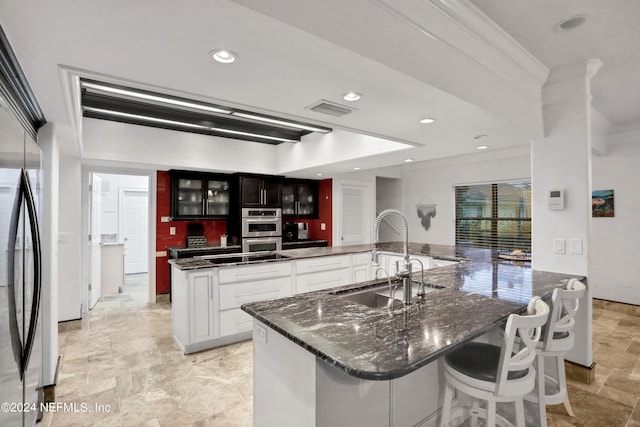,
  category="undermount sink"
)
[334,281,443,309]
